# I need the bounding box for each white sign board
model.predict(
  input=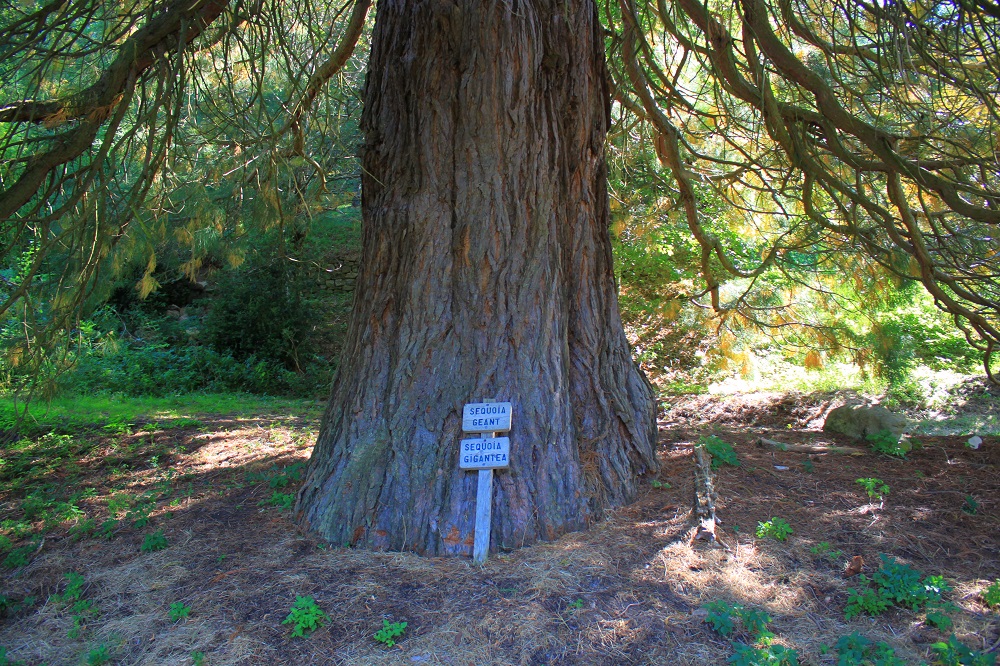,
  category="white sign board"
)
[459,437,510,469]
[462,402,512,432]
